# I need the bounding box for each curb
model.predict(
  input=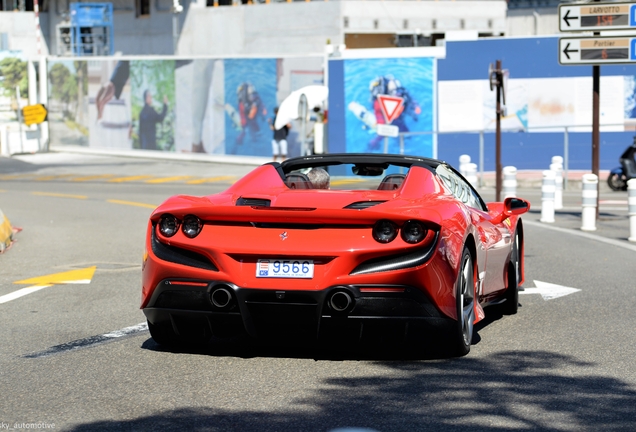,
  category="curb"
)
[49,145,272,167]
